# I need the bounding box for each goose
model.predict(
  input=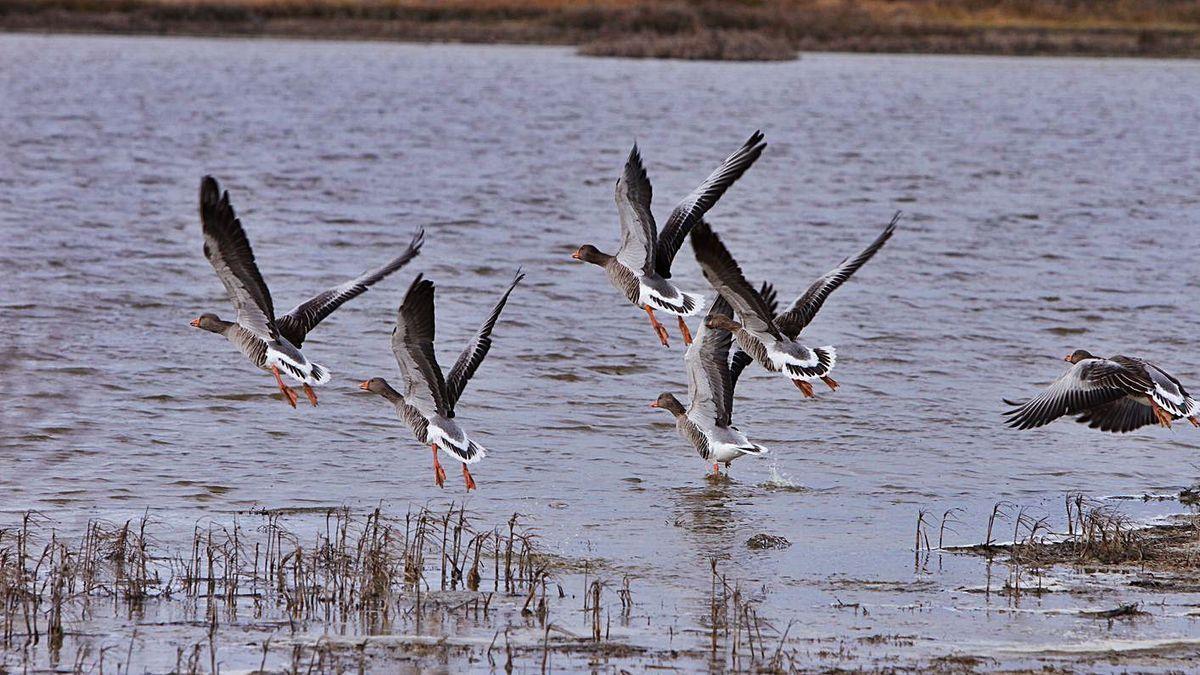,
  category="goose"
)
[651,295,766,476]
[691,213,897,397]
[360,270,523,491]
[1004,350,1200,432]
[190,176,423,407]
[572,132,766,348]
